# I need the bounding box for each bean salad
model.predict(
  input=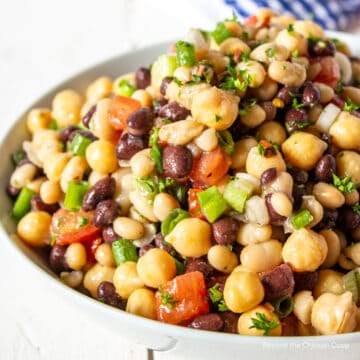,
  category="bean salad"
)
[9,8,360,336]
